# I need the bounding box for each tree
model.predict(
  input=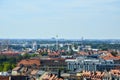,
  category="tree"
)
[111,51,118,57]
[23,53,31,59]
[11,64,16,69]
[3,62,11,71]
[31,54,38,57]
[0,55,6,63]
[0,64,3,71]
[42,52,48,56]
[8,57,16,63]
